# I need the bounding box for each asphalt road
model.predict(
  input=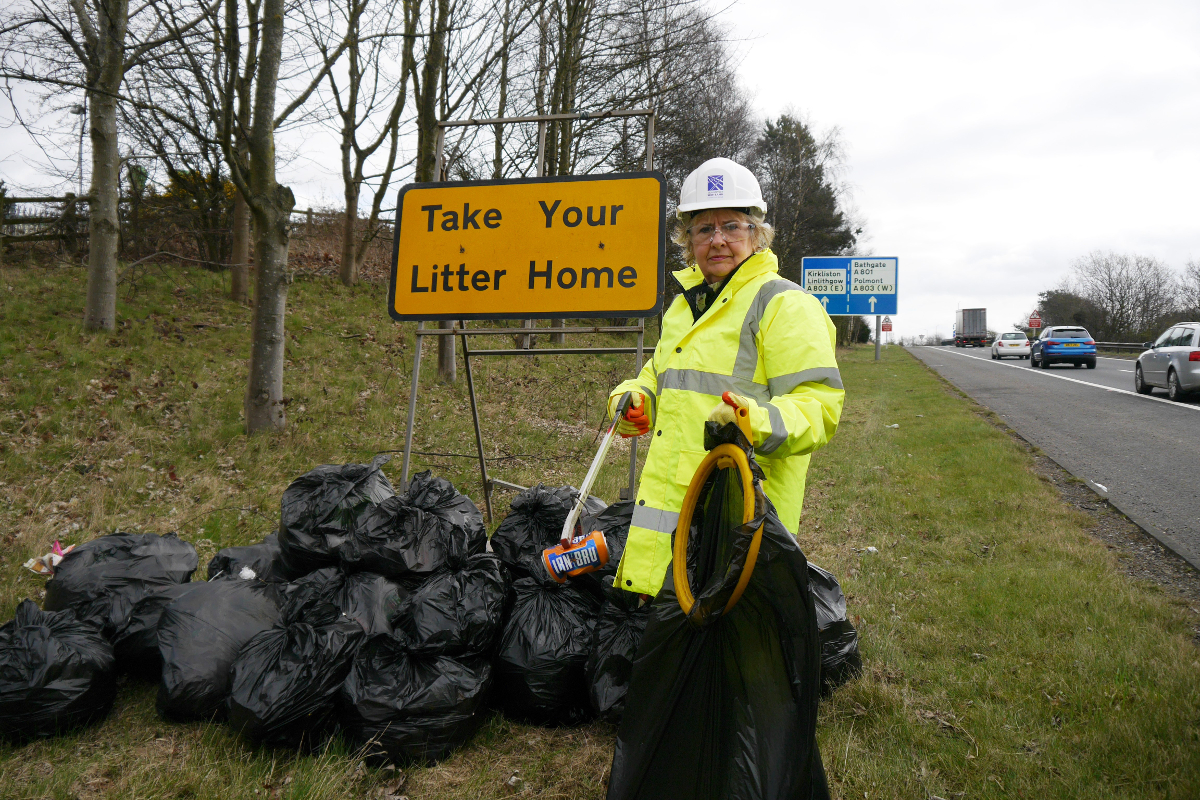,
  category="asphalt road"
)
[908,345,1200,568]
